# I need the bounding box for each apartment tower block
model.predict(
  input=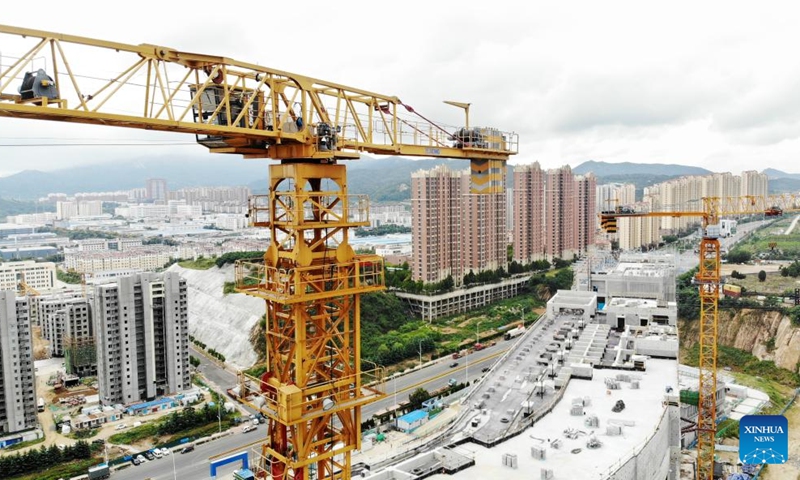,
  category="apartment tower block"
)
[94,272,190,405]
[0,292,37,434]
[512,163,545,264]
[412,165,507,285]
